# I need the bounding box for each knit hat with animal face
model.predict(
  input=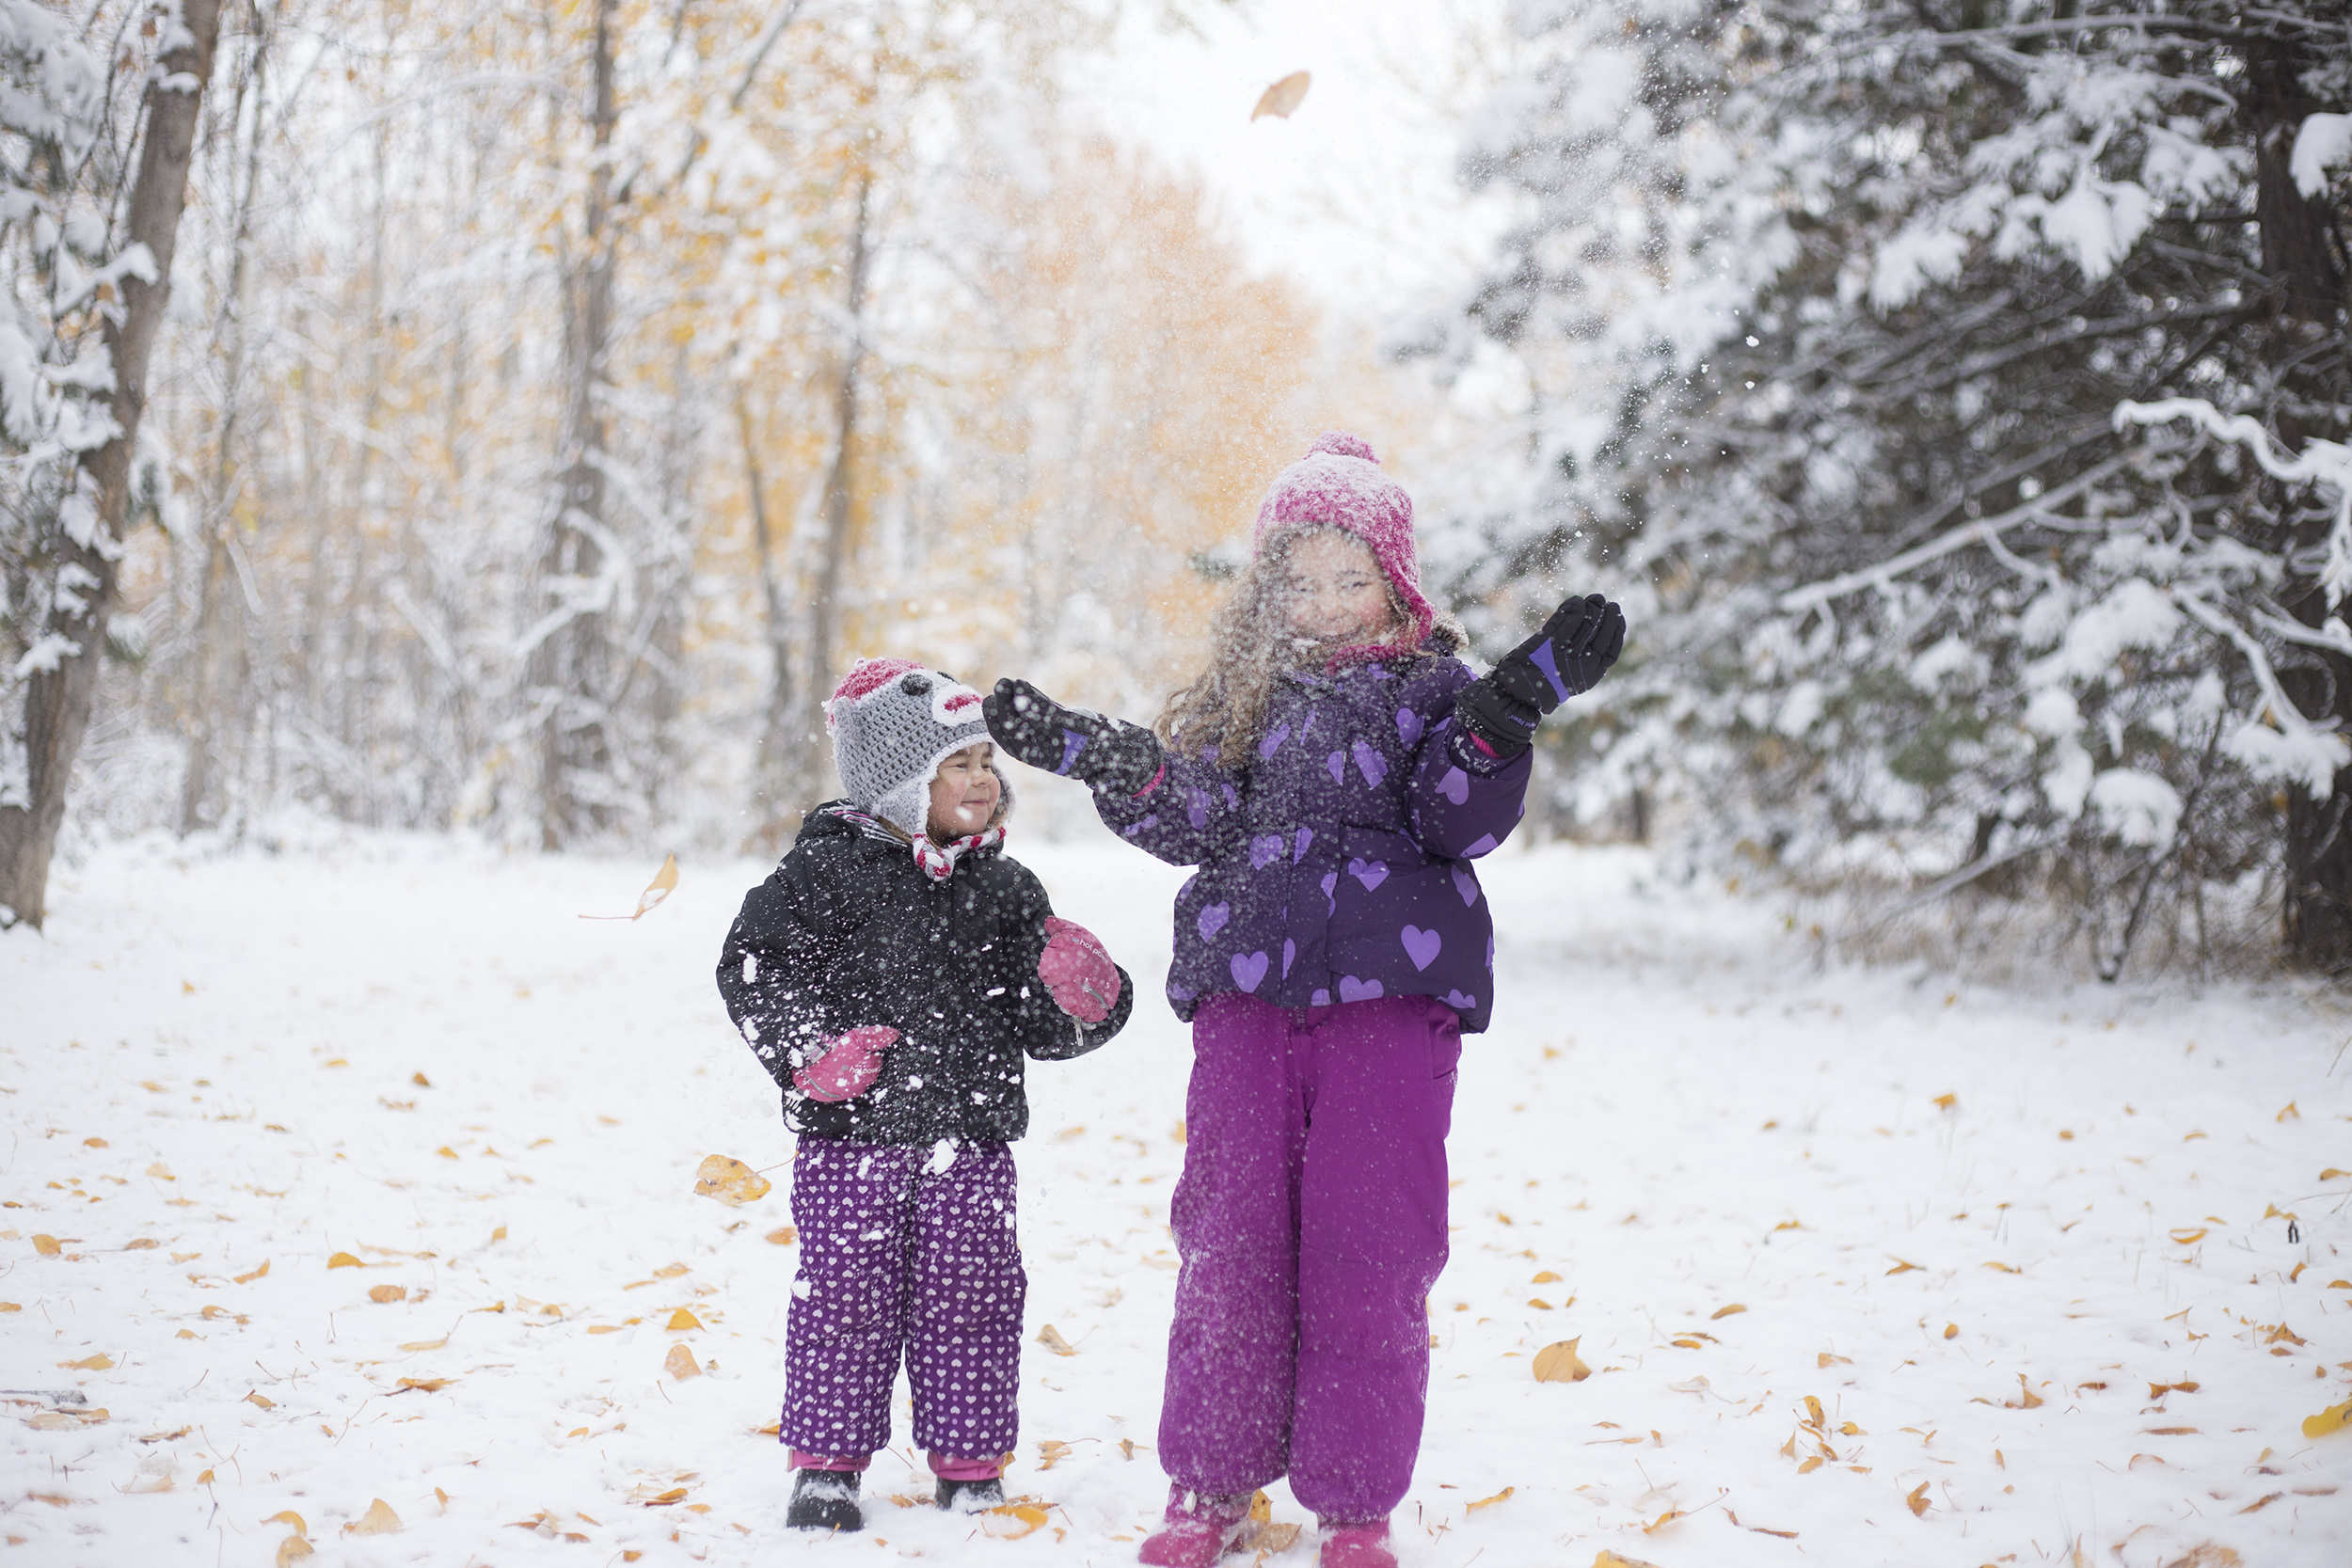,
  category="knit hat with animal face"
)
[1251,431,1436,651]
[825,658,1011,839]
